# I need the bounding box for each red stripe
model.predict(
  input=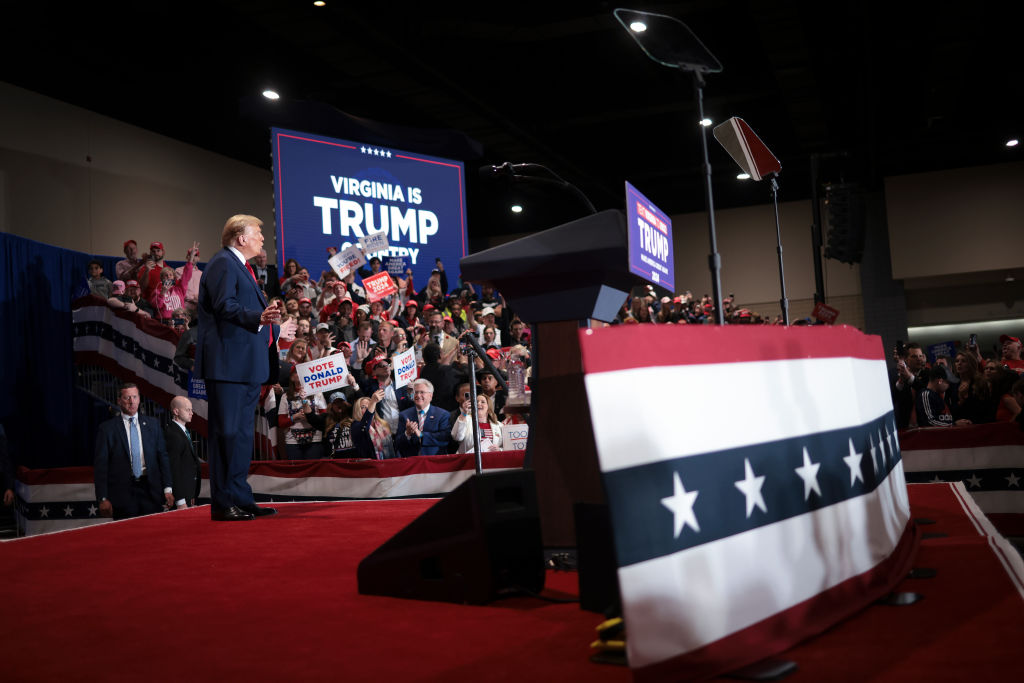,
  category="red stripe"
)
[633,521,920,682]
[73,297,182,345]
[17,452,525,486]
[899,420,1024,450]
[578,324,885,374]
